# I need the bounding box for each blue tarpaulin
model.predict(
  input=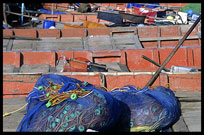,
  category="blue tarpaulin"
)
[126,3,160,9]
[39,8,66,14]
